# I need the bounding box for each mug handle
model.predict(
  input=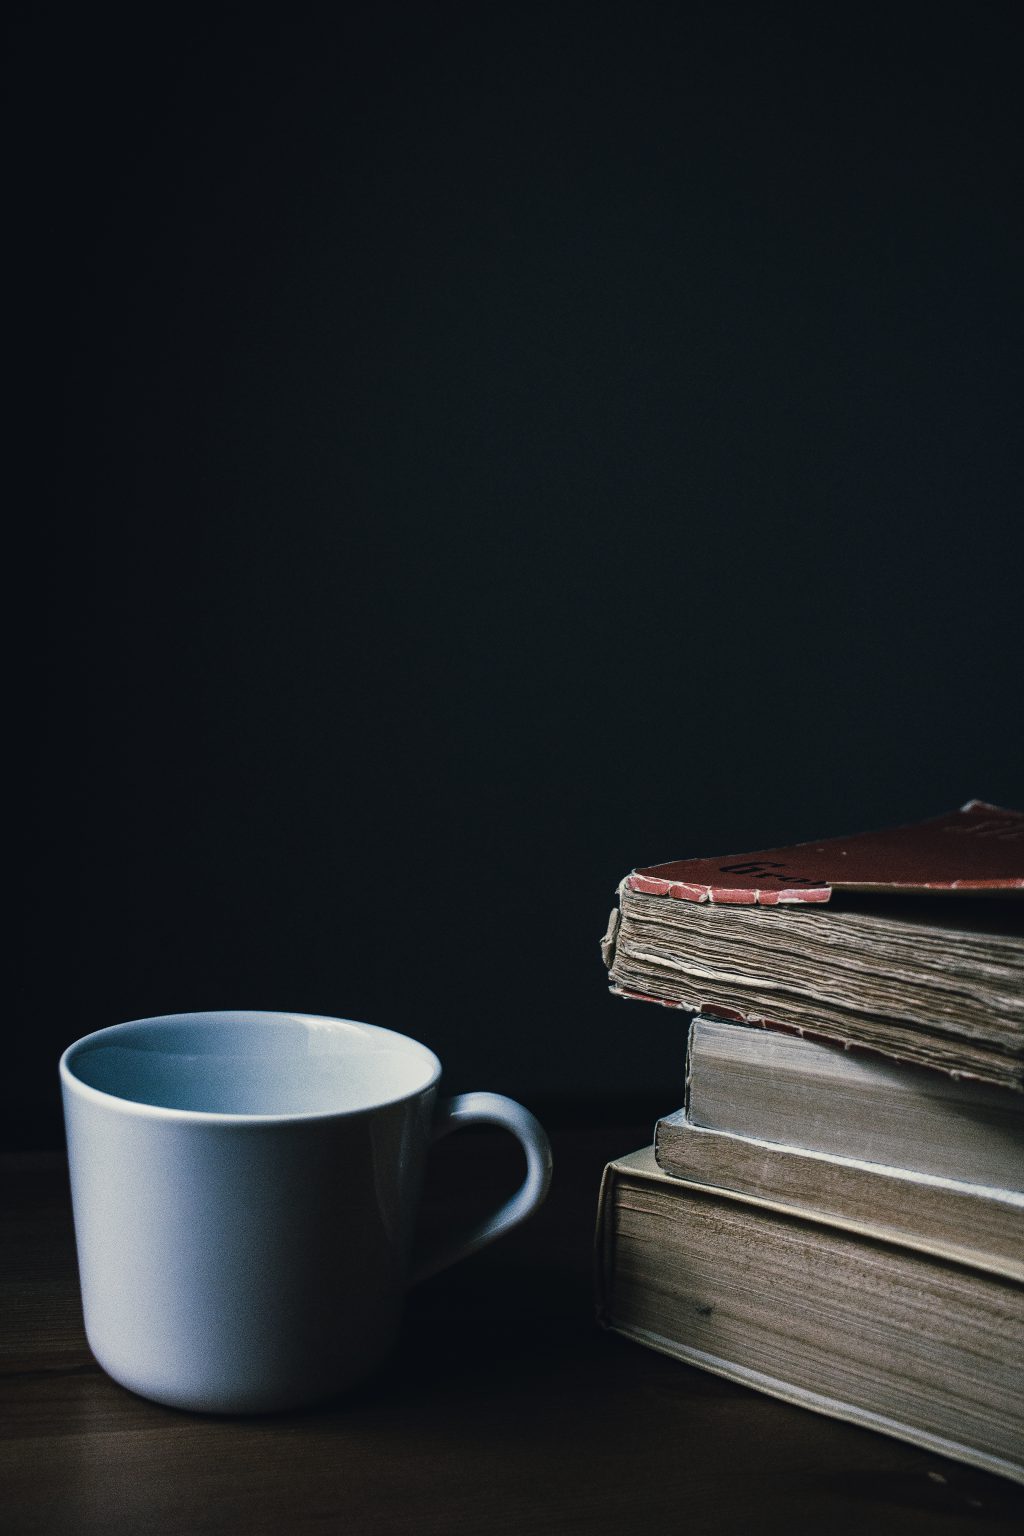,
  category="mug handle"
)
[411,1092,553,1284]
